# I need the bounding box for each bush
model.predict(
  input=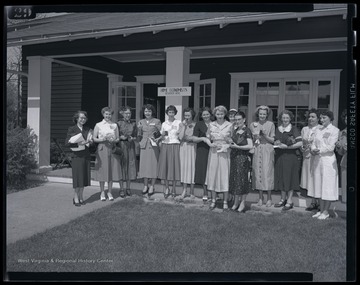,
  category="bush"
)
[50,141,64,164]
[6,126,38,188]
